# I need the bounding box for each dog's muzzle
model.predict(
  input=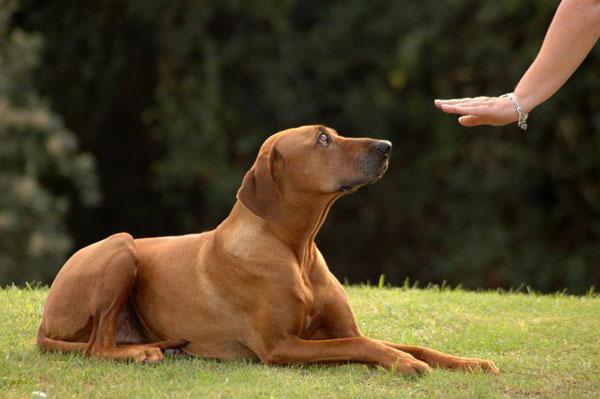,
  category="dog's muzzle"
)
[338,140,392,192]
